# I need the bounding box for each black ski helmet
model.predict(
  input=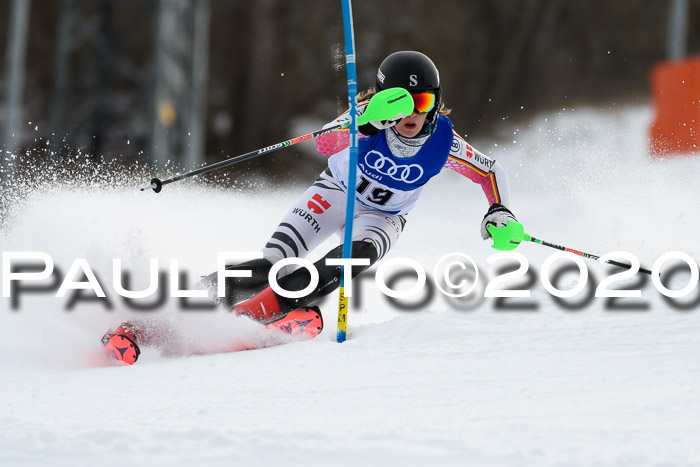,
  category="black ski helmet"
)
[376,51,442,136]
[376,51,440,94]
